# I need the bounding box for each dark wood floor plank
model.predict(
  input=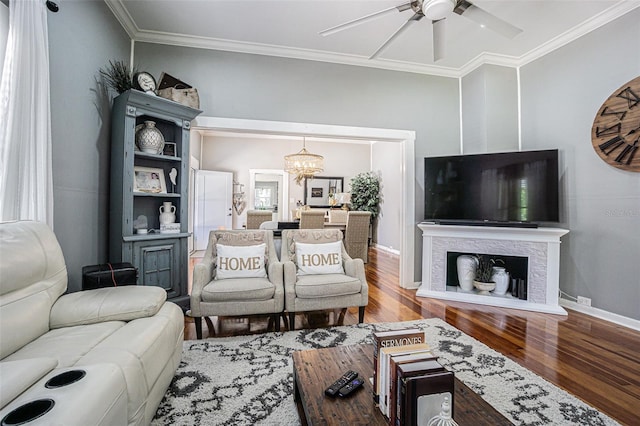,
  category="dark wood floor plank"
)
[185,247,640,425]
